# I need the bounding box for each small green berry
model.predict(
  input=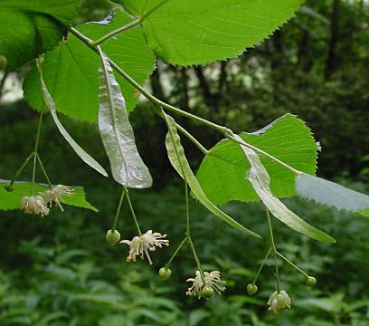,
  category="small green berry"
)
[201,286,214,299]
[4,184,14,192]
[306,276,317,287]
[247,283,258,295]
[159,267,172,280]
[106,229,121,245]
